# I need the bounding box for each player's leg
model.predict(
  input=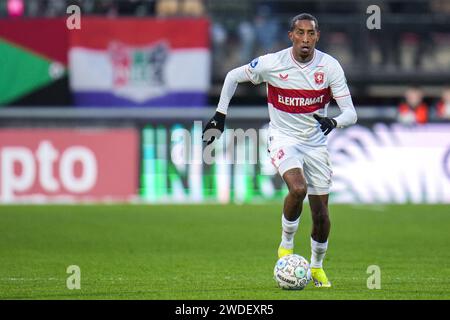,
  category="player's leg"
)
[309,194,330,243]
[267,130,306,258]
[283,168,307,221]
[303,147,332,287]
[308,194,331,287]
[278,167,308,258]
